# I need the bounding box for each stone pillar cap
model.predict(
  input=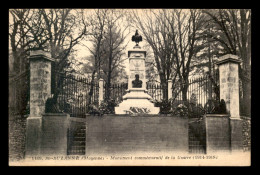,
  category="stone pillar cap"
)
[216,54,241,65]
[29,50,55,62]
